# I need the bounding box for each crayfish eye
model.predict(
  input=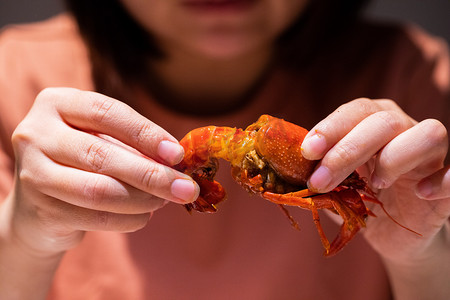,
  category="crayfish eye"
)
[194,158,219,180]
[199,167,214,178]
